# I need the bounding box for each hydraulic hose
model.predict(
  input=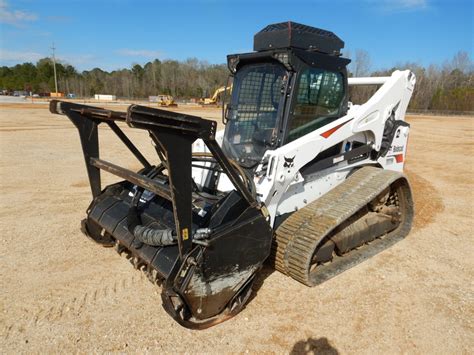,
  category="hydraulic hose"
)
[127,206,177,246]
[132,224,177,246]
